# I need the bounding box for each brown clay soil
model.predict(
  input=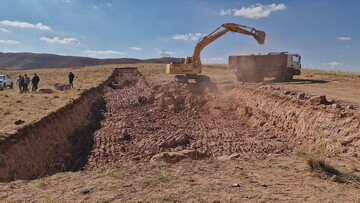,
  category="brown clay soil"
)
[86,69,359,169]
[86,70,291,169]
[1,67,359,202]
